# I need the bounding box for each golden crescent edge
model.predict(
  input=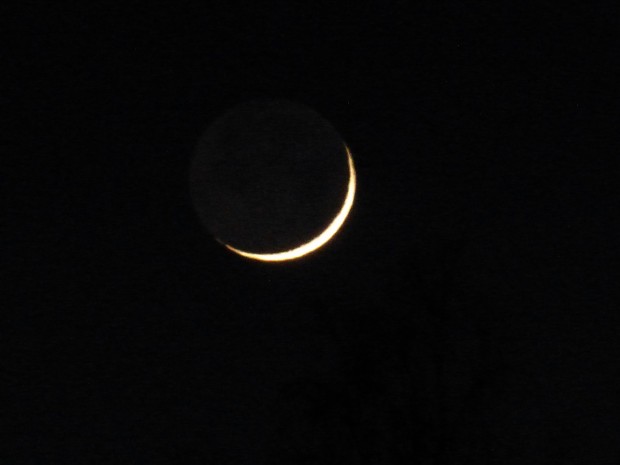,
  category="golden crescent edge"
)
[223,146,357,262]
